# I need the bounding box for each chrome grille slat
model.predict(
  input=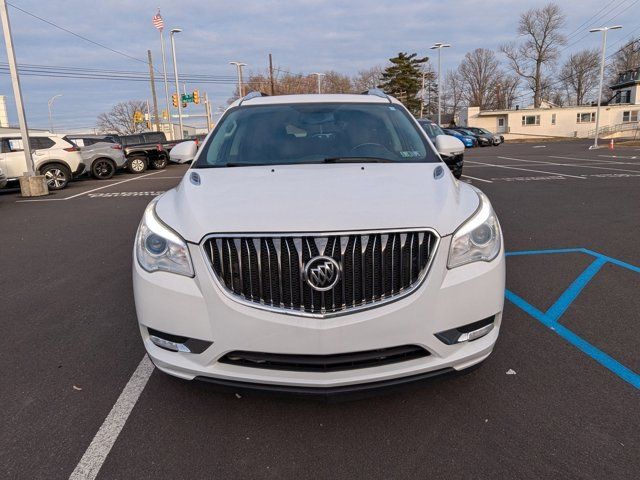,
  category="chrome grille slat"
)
[203,229,439,317]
